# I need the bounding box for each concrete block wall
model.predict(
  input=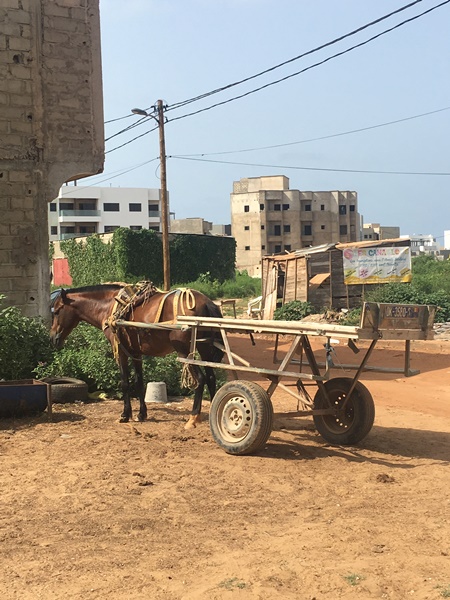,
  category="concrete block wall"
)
[0,0,104,317]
